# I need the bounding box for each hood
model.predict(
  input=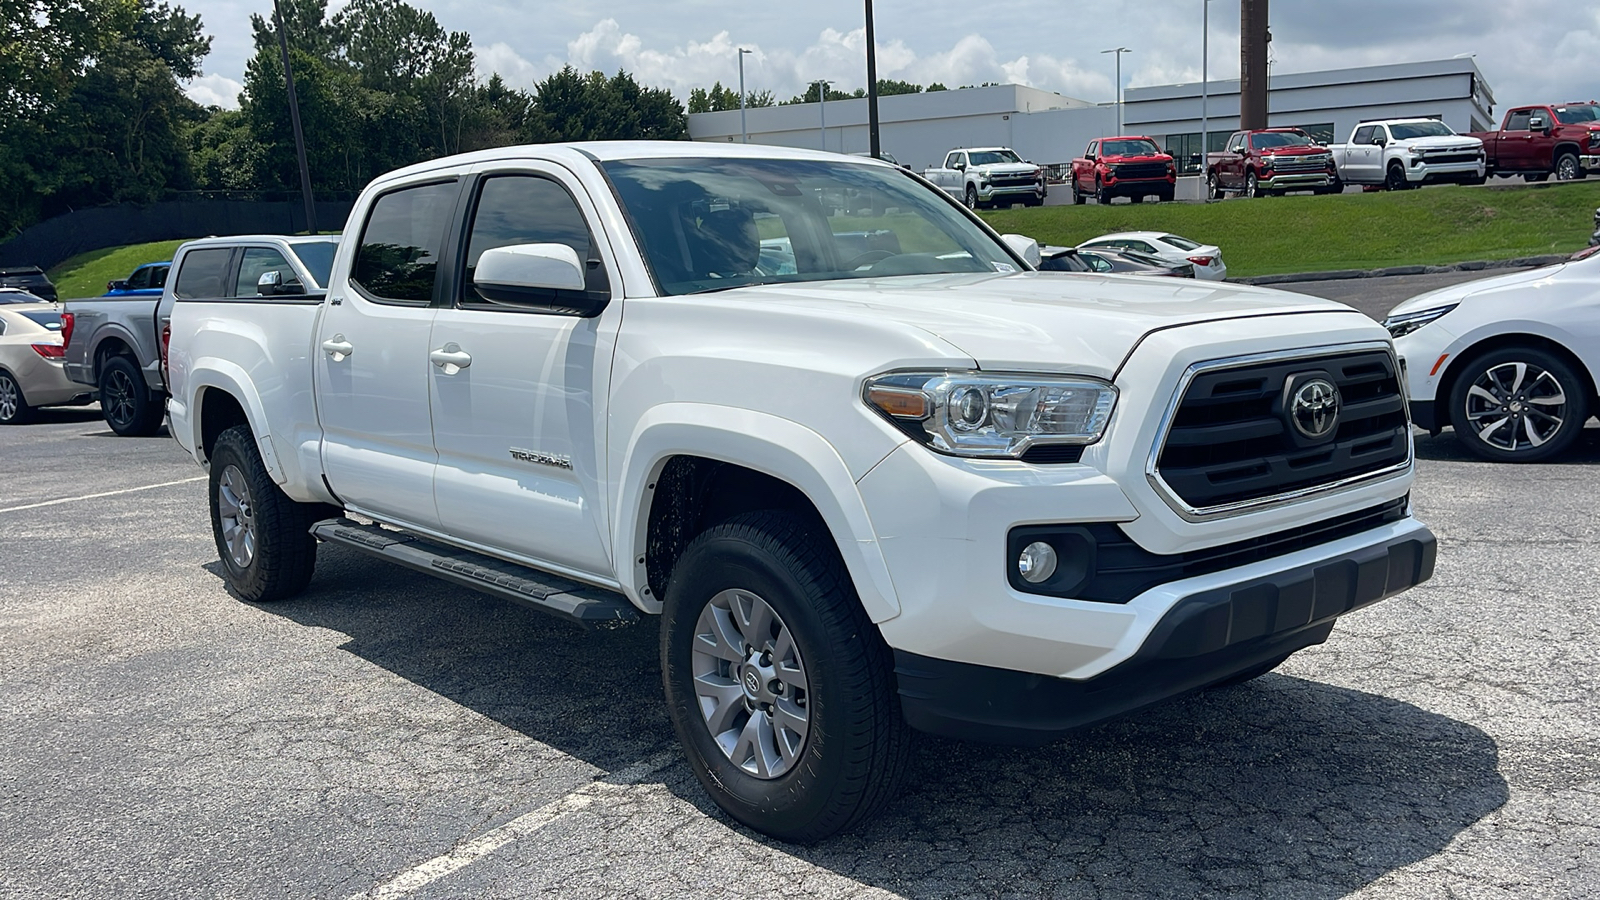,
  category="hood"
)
[1260,146,1331,158]
[970,162,1038,174]
[1103,152,1172,164]
[1393,135,1483,152]
[693,272,1357,379]
[1386,264,1568,317]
